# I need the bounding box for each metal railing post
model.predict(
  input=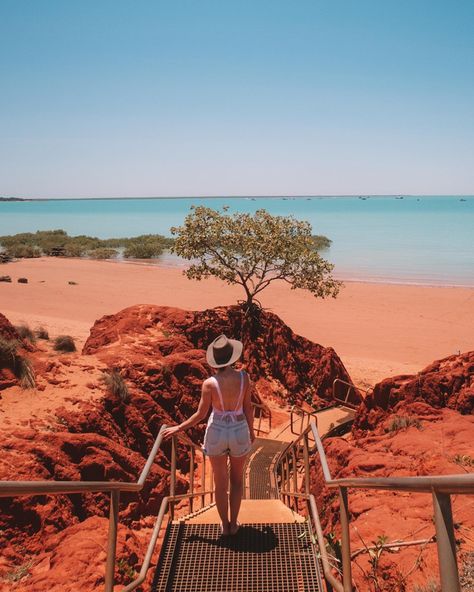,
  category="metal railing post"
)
[303,433,310,494]
[432,490,460,592]
[189,446,195,513]
[104,489,120,592]
[202,455,206,508]
[339,486,352,592]
[170,436,176,519]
